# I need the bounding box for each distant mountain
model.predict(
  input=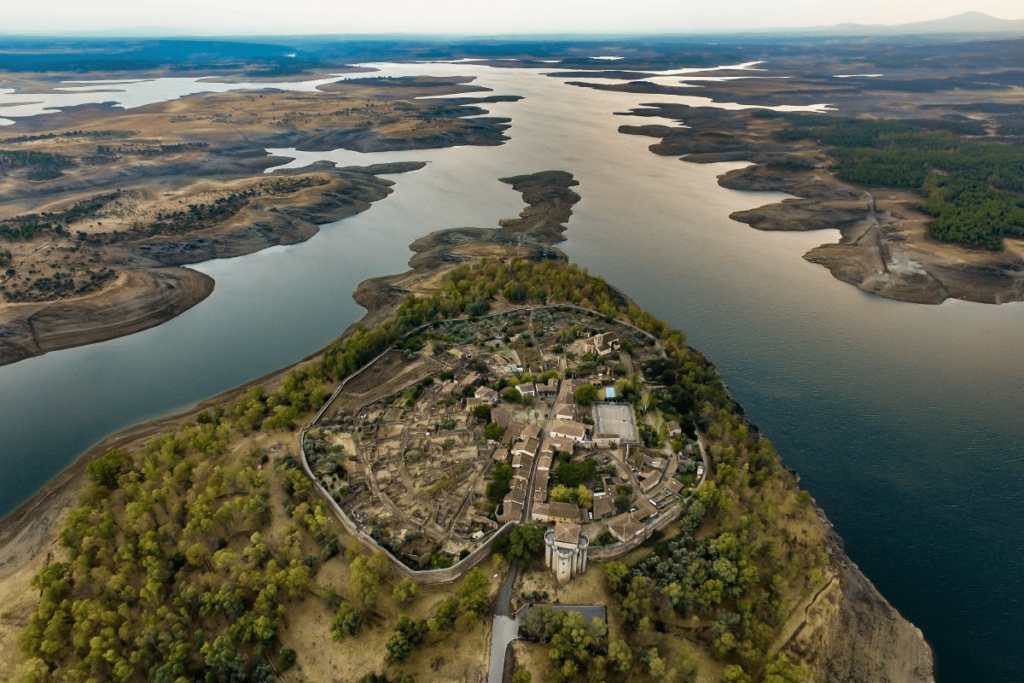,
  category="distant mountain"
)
[811,12,1024,36]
